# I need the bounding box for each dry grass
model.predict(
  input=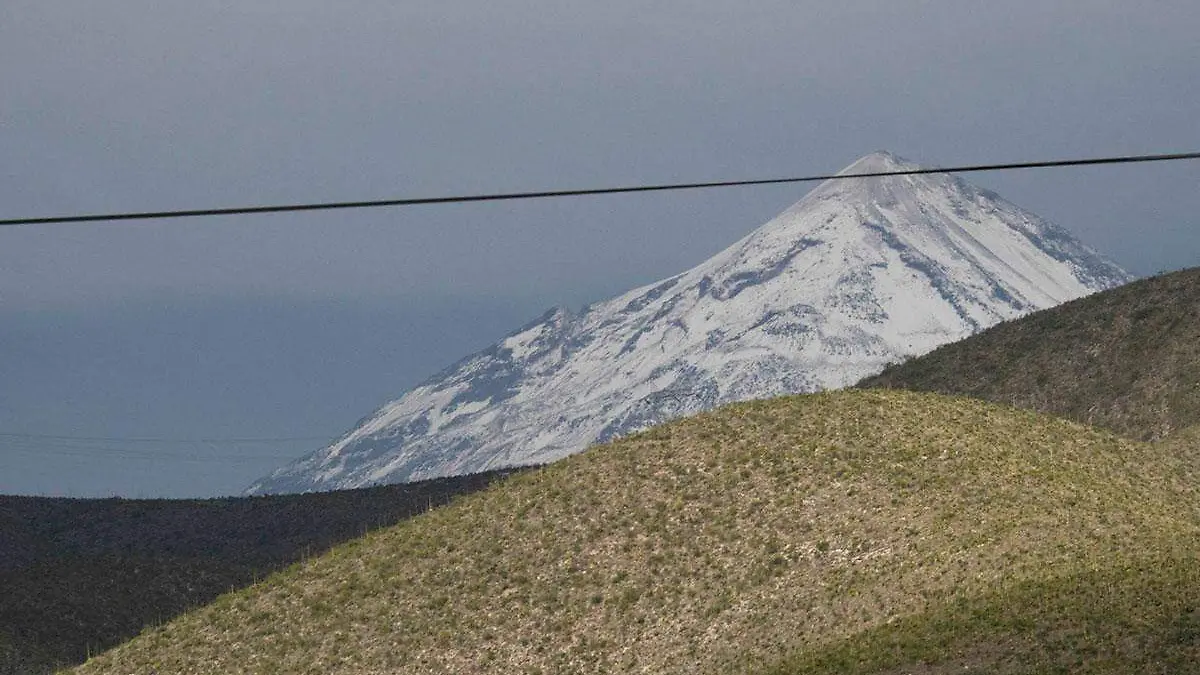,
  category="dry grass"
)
[861,267,1200,442]
[71,390,1200,675]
